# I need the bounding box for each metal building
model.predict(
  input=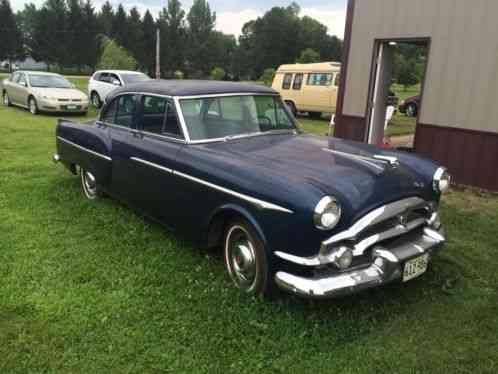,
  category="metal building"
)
[335,0,498,190]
